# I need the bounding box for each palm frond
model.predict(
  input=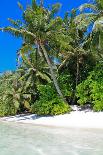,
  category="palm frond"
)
[74,13,97,30]
[0,27,36,39]
[32,0,37,10]
[20,44,33,54]
[92,17,103,31]
[17,1,24,11]
[8,18,23,28]
[49,3,61,18]
[46,17,63,31]
[36,71,51,83]
[79,3,98,12]
[23,100,31,110]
